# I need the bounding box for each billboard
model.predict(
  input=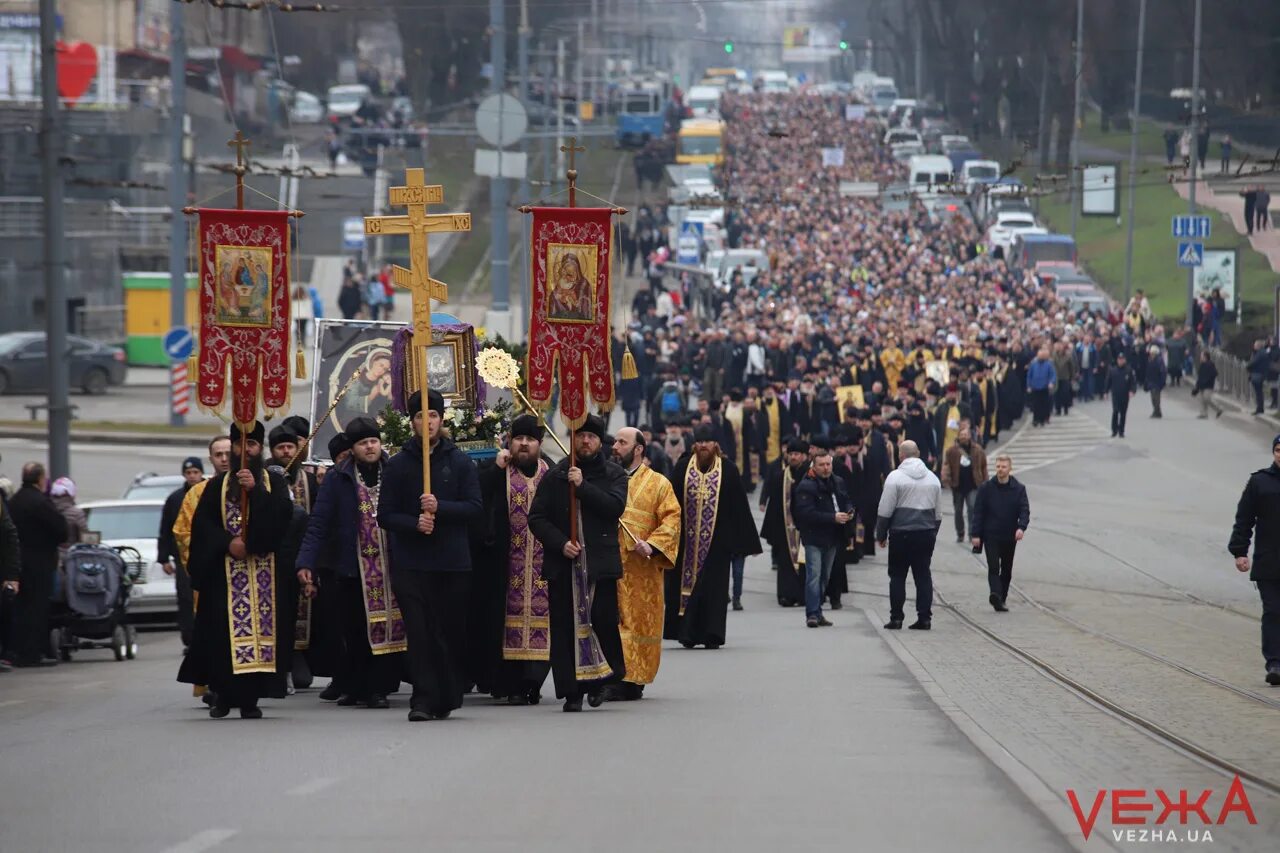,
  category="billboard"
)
[782,24,842,63]
[1193,248,1238,313]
